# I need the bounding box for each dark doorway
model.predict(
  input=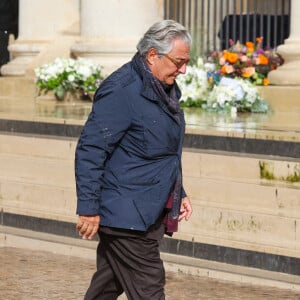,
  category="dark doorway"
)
[0,0,19,71]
